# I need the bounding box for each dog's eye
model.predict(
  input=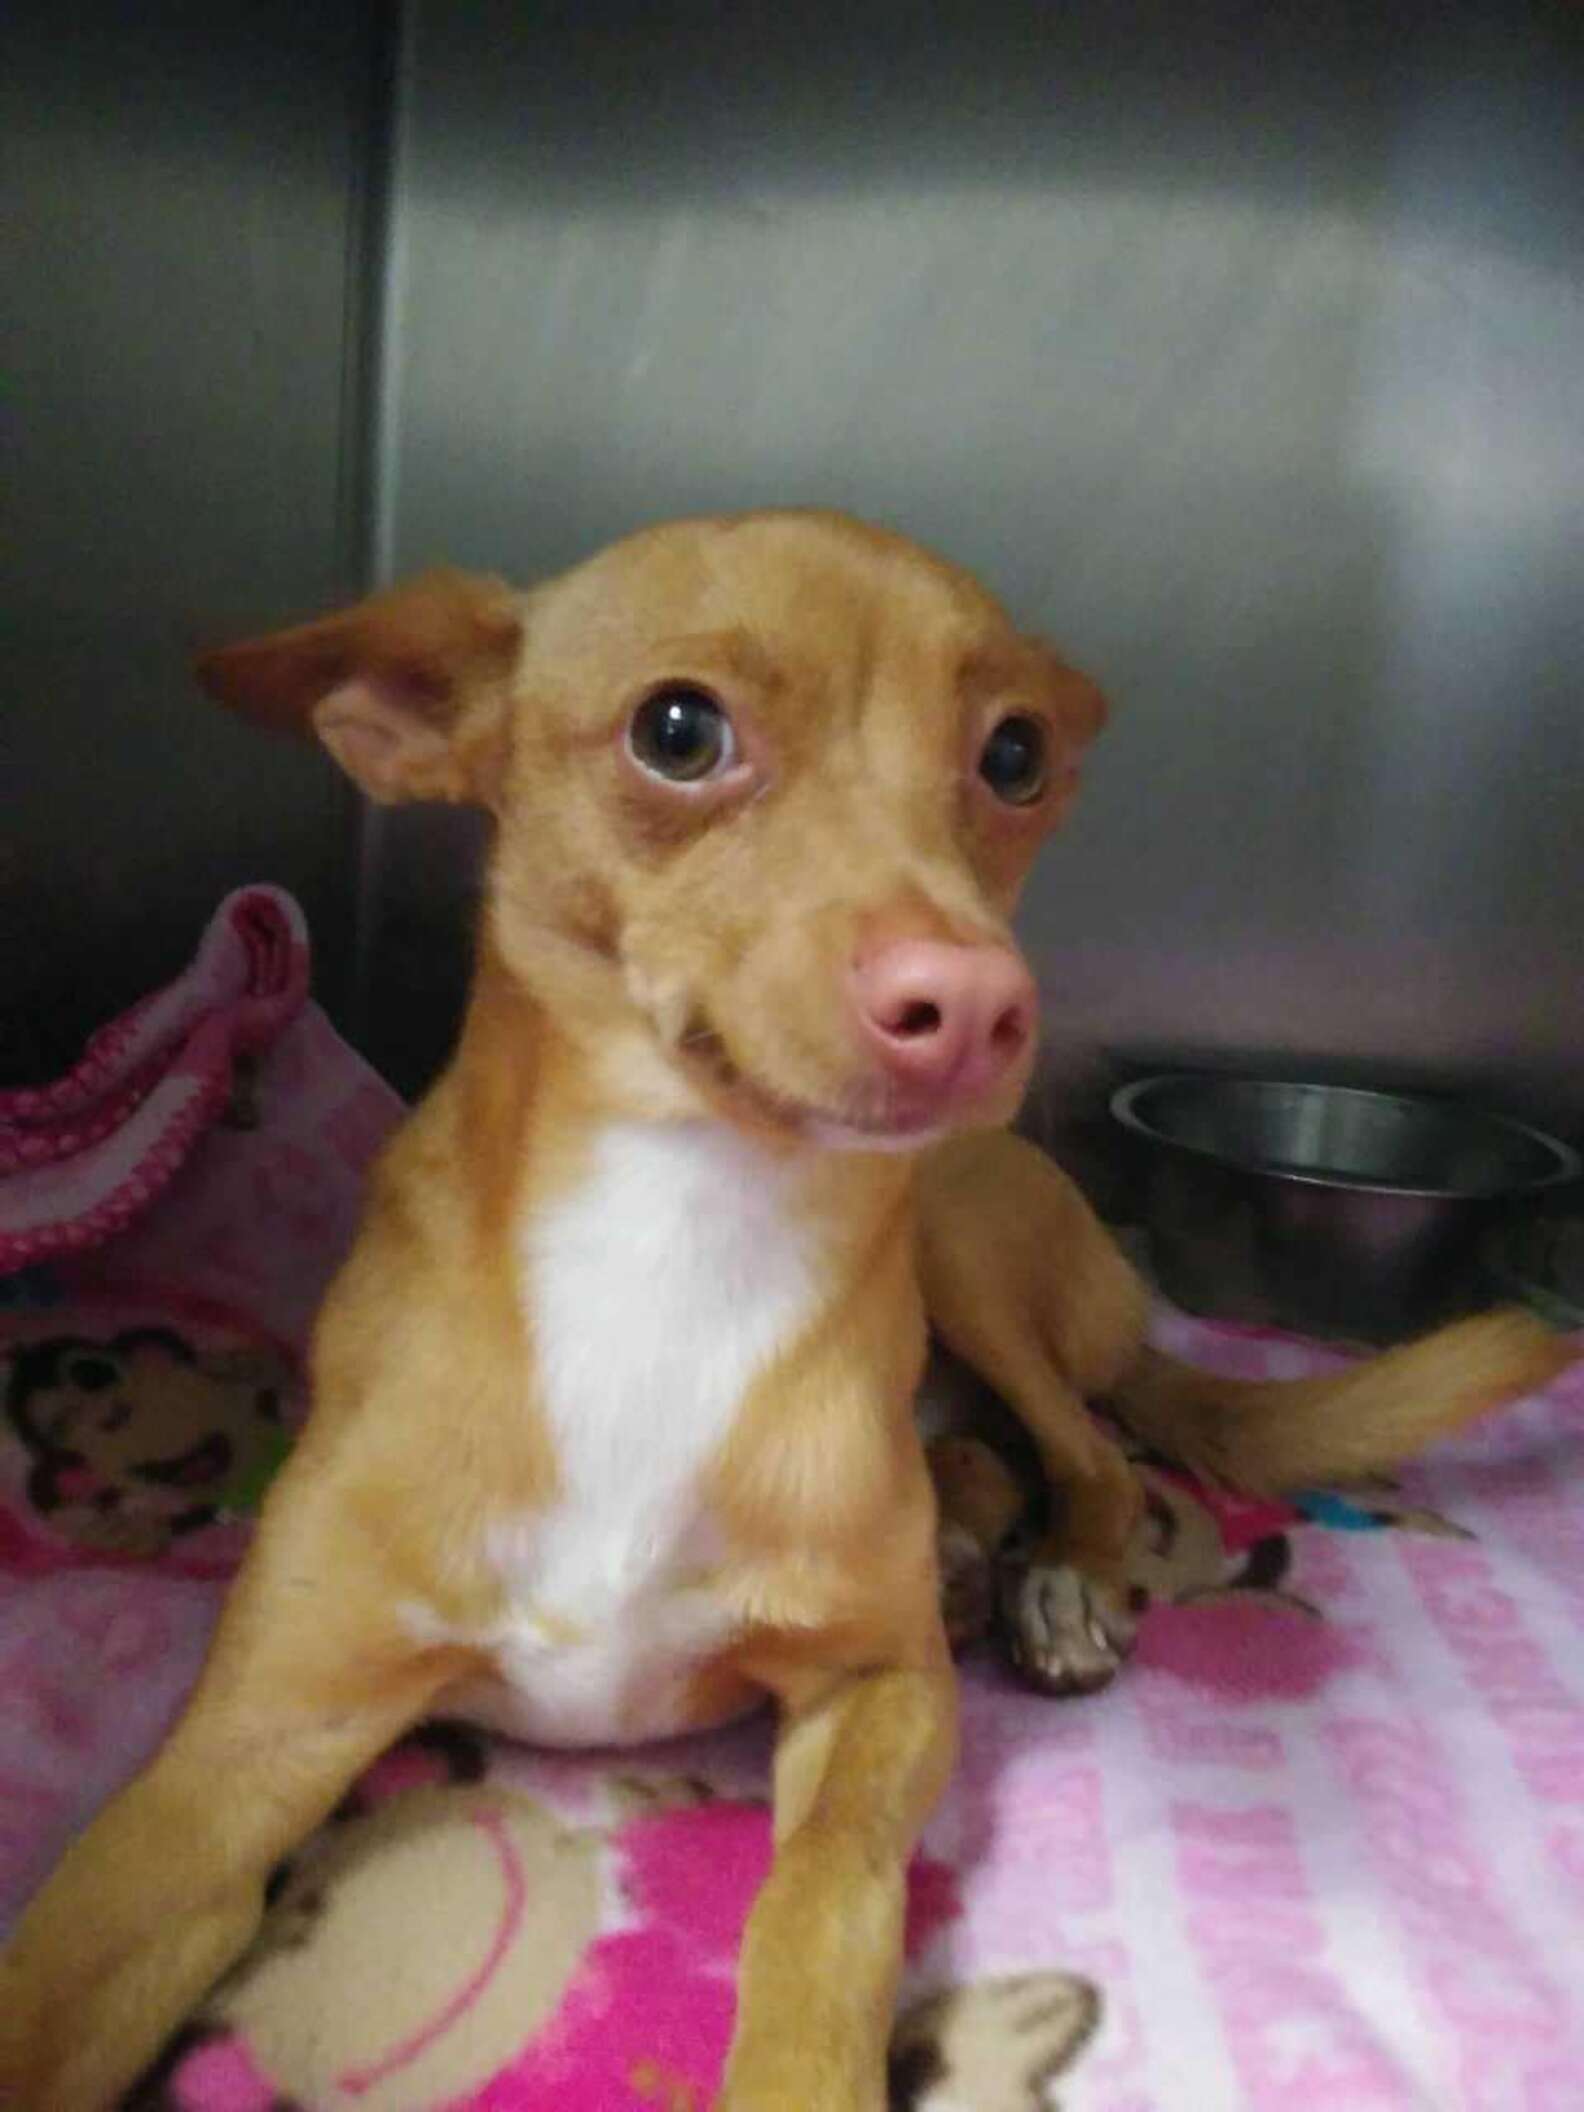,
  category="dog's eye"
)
[69,1357,118,1392]
[628,685,736,784]
[977,715,1048,806]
